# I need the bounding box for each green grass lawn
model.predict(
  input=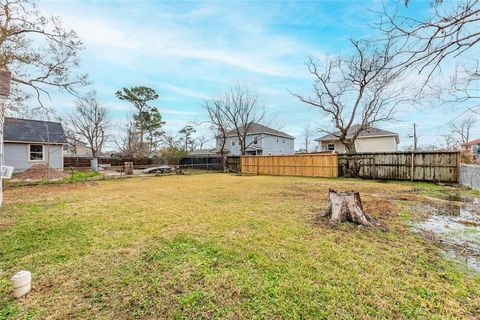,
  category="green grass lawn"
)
[0,174,479,319]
